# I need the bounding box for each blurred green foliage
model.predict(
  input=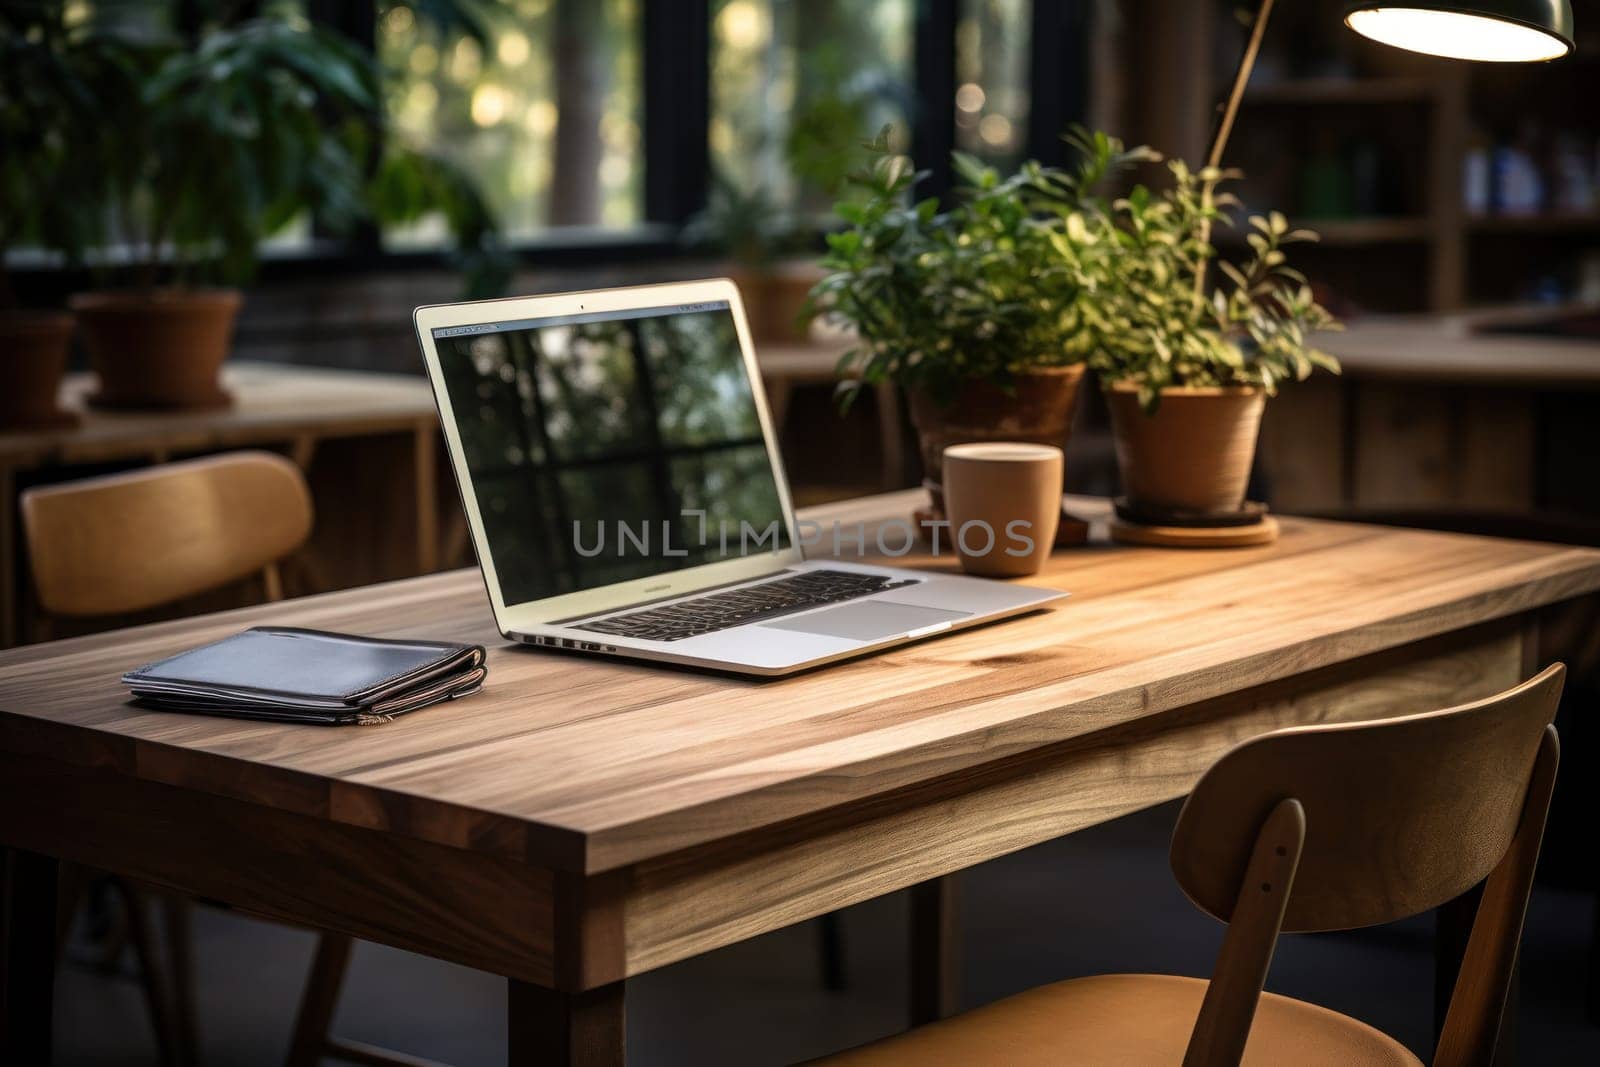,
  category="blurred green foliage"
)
[1065,160,1342,412]
[810,128,1153,409]
[377,0,641,238]
[3,0,508,296]
[812,127,1343,414]
[691,2,912,266]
